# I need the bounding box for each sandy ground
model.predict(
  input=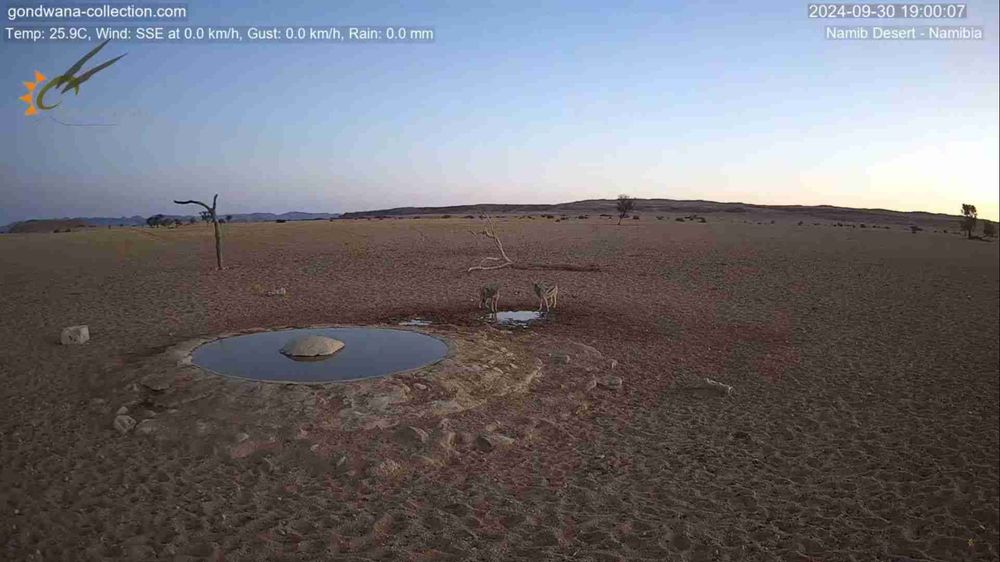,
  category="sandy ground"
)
[0,216,997,561]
